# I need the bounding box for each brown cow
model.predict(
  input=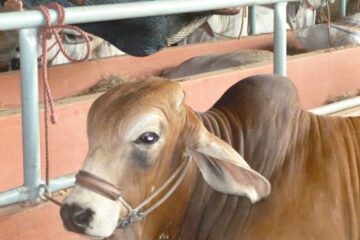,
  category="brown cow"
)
[61,75,360,240]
